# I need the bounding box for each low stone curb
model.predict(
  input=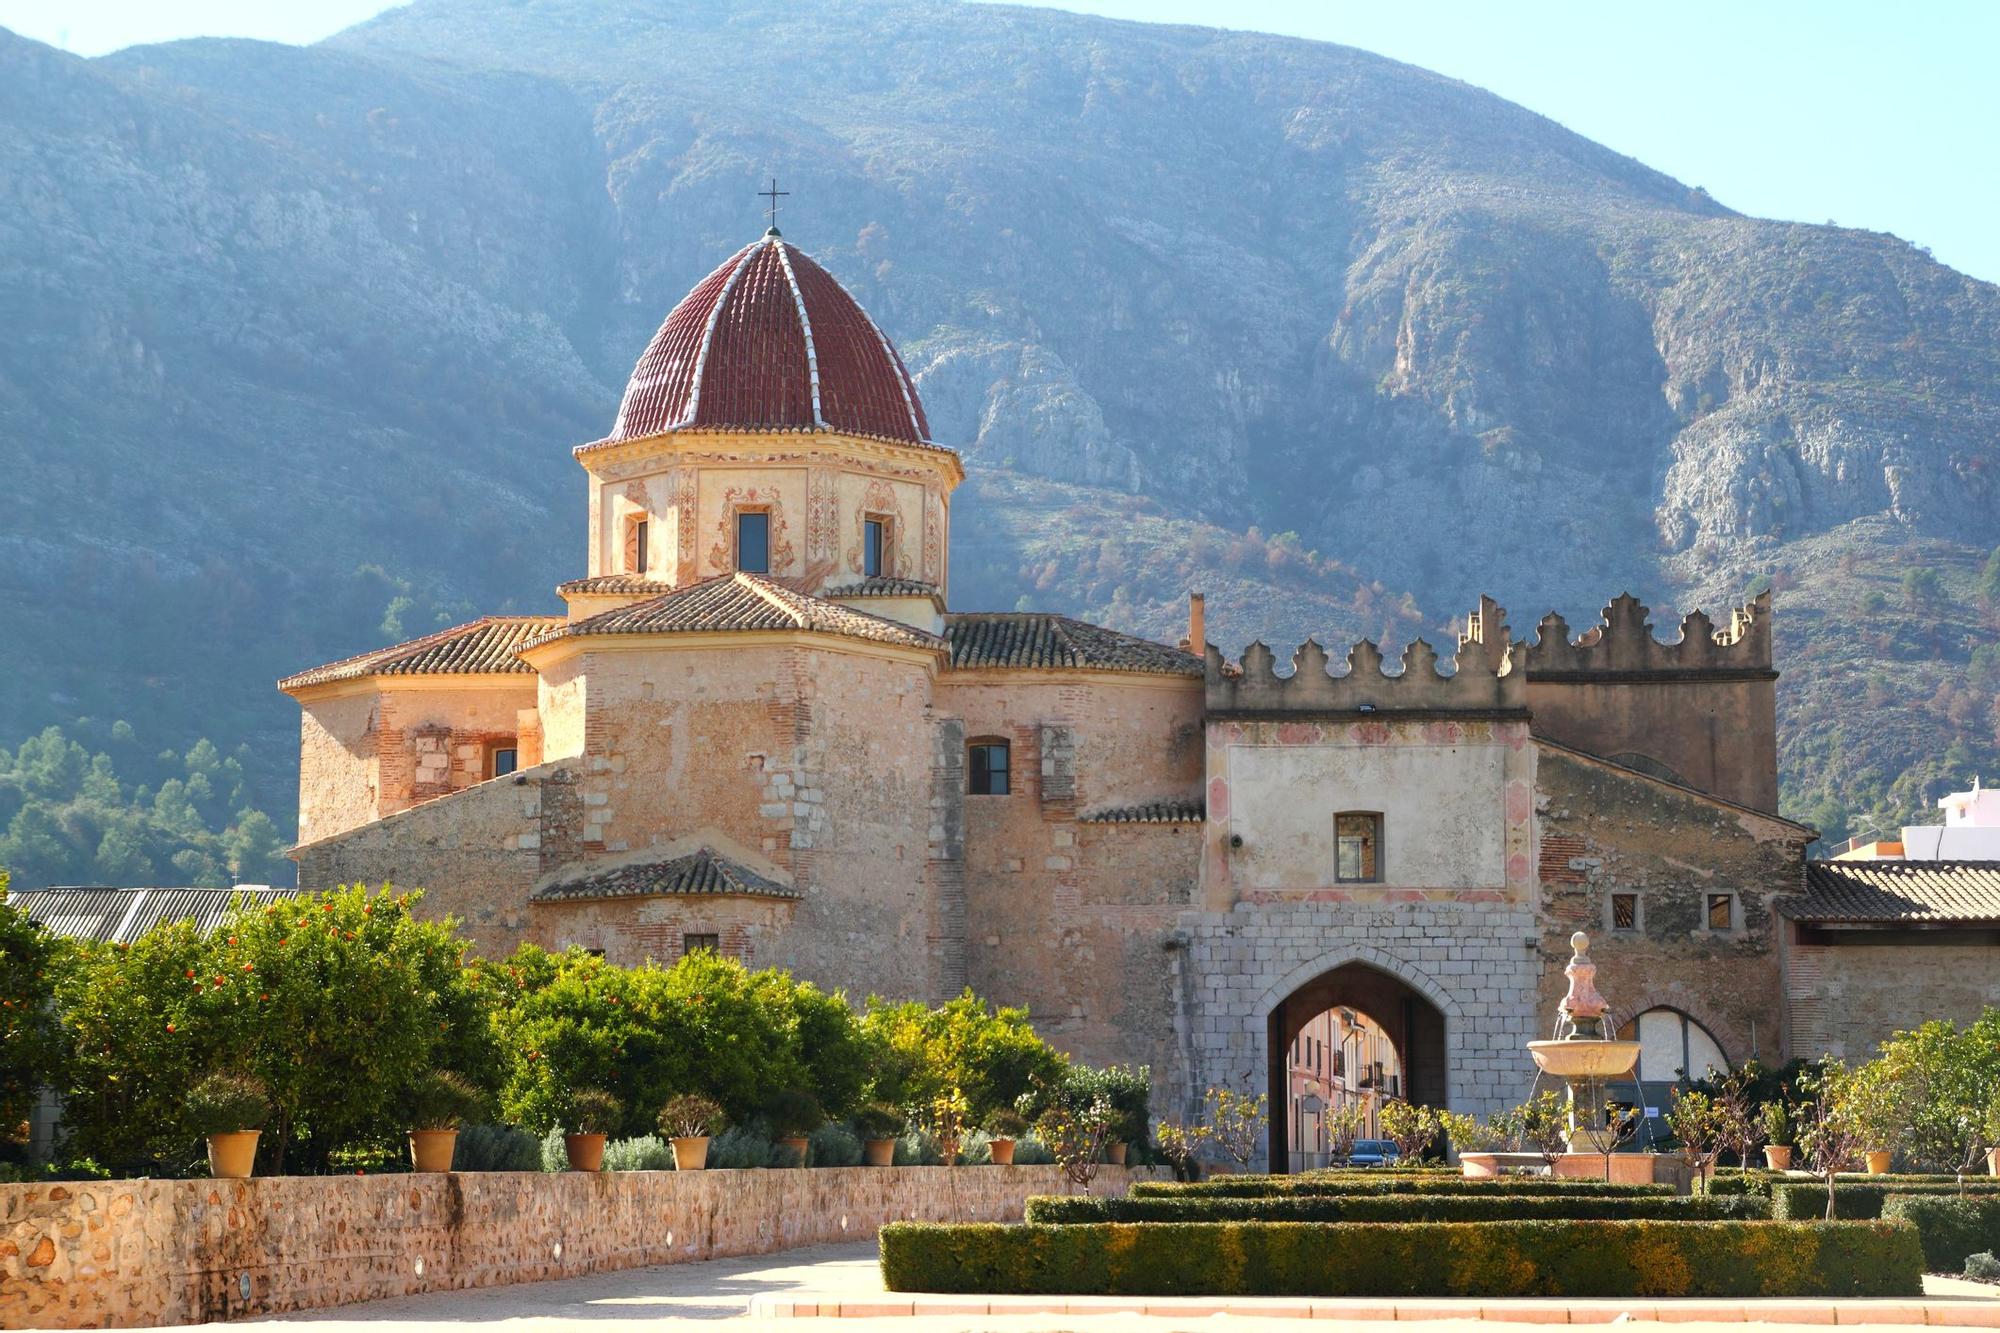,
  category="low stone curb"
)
[748,1294,2000,1324]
